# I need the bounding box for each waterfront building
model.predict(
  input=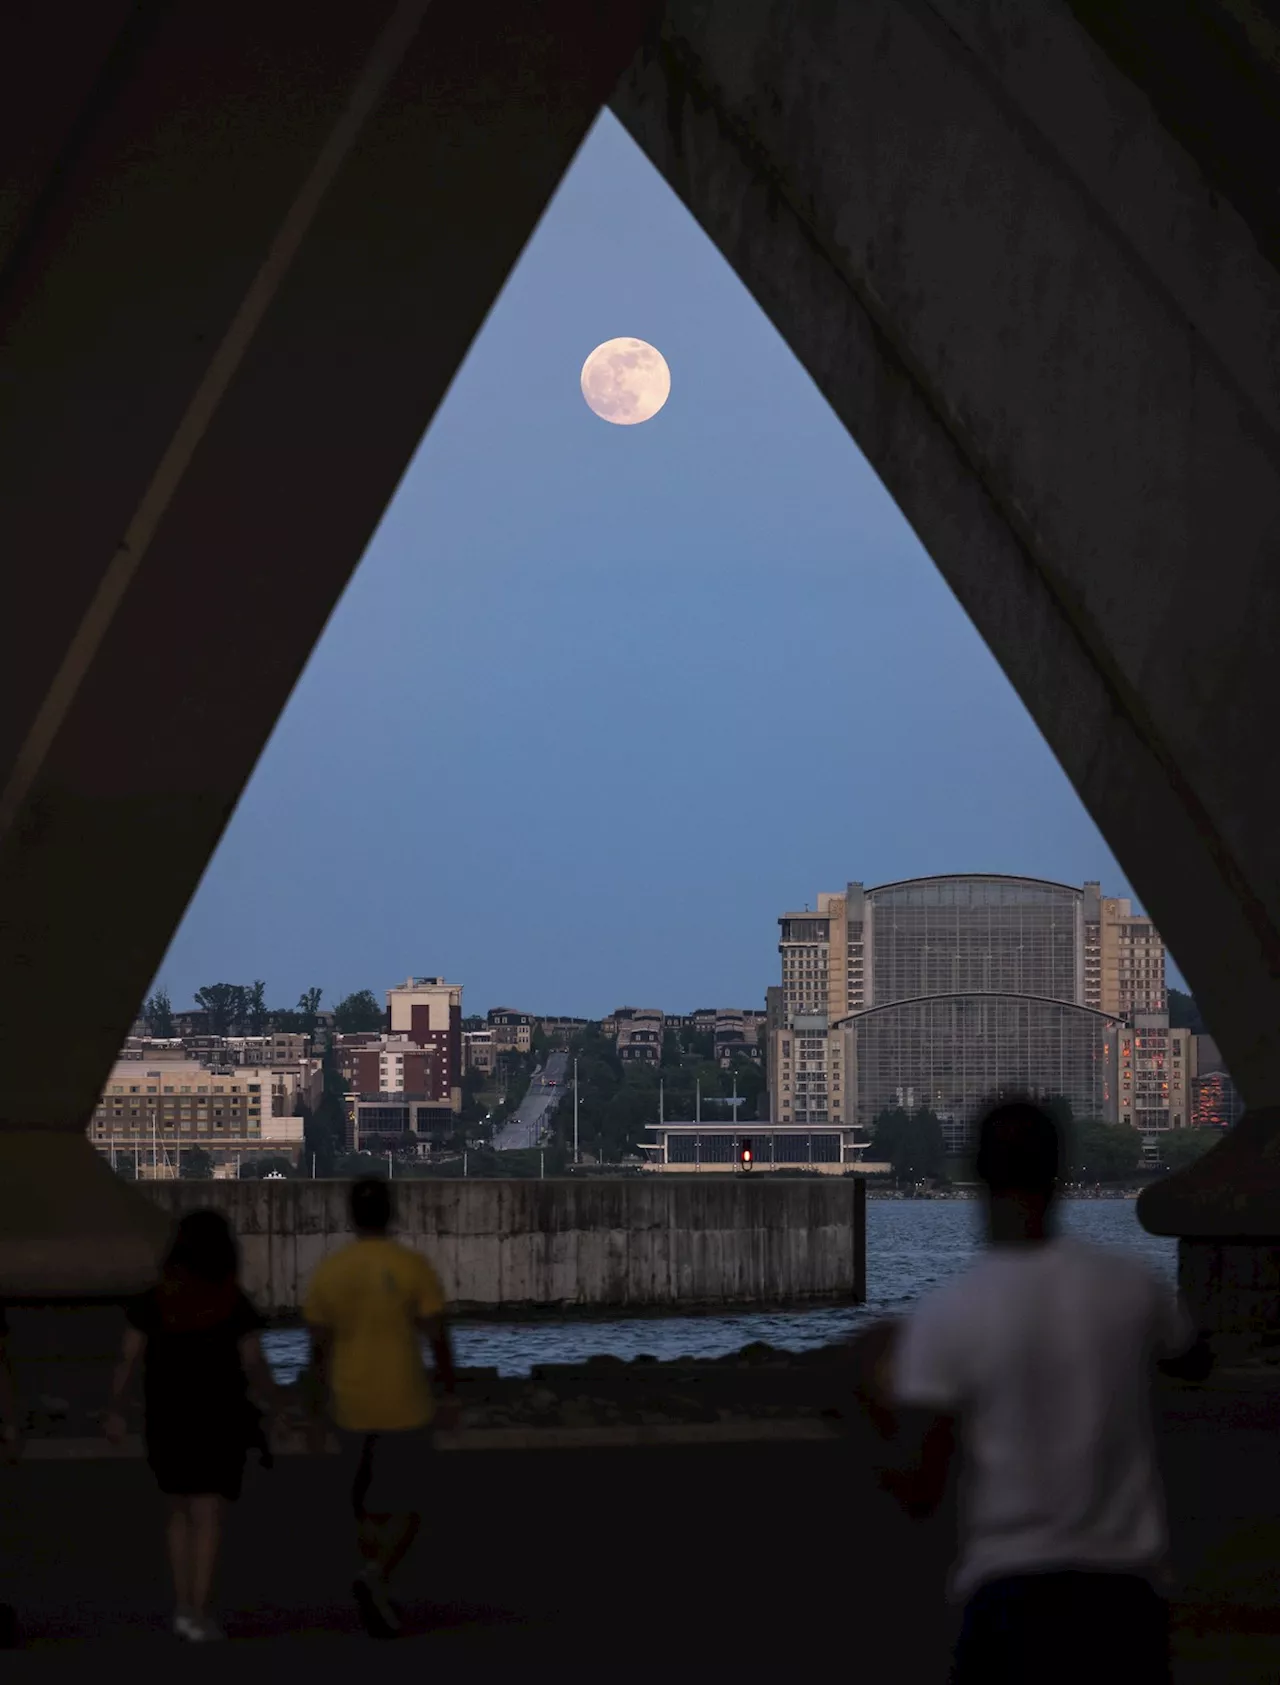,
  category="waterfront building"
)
[636,1118,873,1174]
[1190,1035,1246,1130]
[771,877,1161,1155]
[1081,882,1168,1016]
[1117,1012,1193,1159]
[88,1057,310,1172]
